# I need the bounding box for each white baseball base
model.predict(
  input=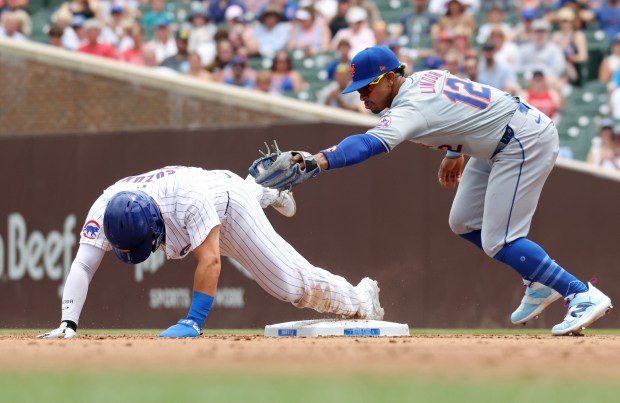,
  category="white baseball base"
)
[264,319,410,337]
